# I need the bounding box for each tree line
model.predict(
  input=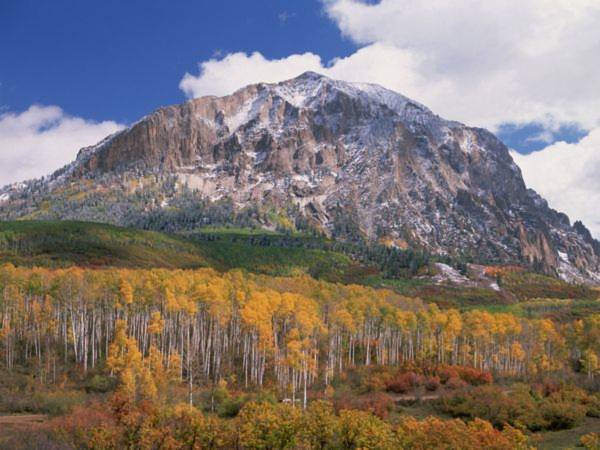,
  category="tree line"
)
[0,264,598,405]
